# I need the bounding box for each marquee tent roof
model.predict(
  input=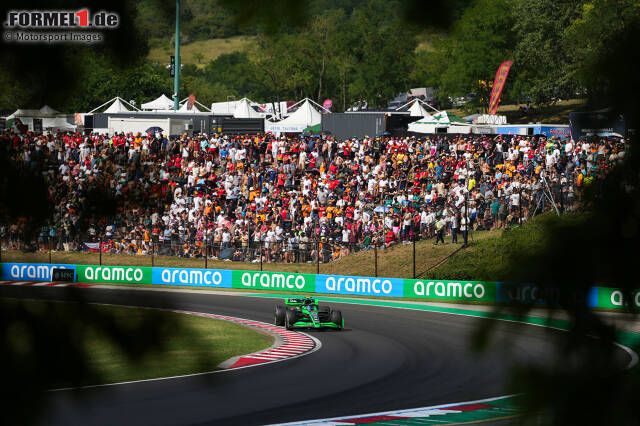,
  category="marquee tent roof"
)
[104,98,131,113]
[233,98,266,118]
[39,105,61,115]
[141,94,174,110]
[396,98,438,117]
[264,98,327,133]
[211,100,240,115]
[407,111,470,133]
[419,111,467,124]
[178,101,201,113]
[89,97,140,114]
[7,109,44,118]
[408,100,432,117]
[8,106,63,118]
[178,97,211,112]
